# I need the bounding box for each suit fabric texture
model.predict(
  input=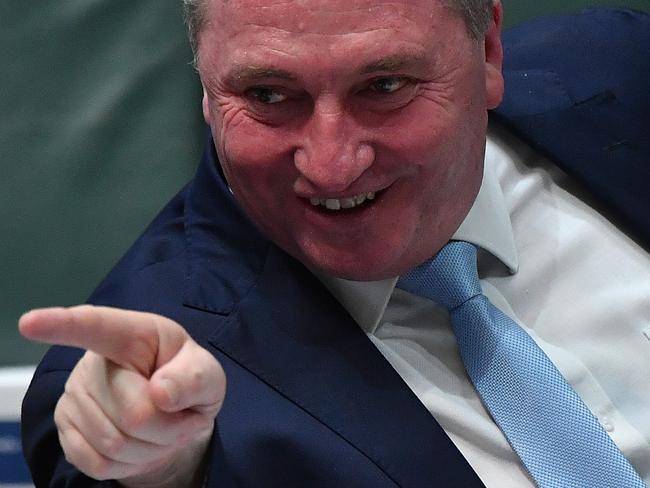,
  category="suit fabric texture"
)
[21,8,650,487]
